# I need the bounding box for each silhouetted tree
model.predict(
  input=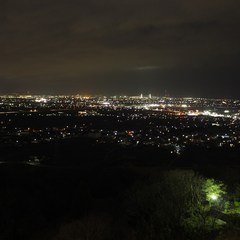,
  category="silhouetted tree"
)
[124,170,231,240]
